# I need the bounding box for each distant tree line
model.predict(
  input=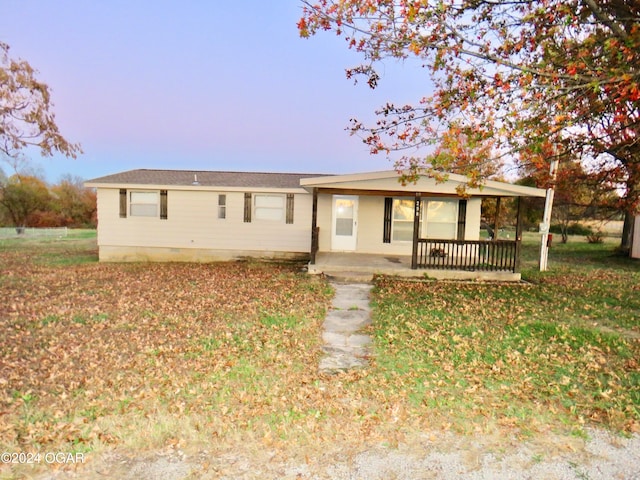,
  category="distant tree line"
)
[0,171,96,229]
